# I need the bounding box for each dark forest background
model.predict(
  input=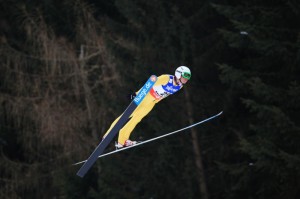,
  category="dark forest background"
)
[0,0,299,198]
